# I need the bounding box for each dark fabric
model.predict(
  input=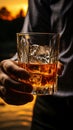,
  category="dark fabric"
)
[21,0,73,129]
[22,0,73,94]
[31,95,73,130]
